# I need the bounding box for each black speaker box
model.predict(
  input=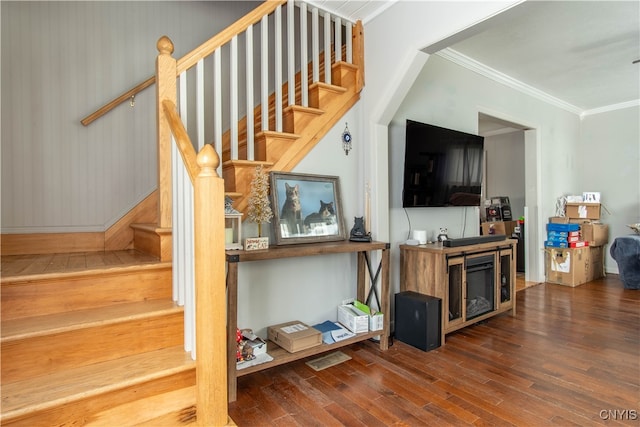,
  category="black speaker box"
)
[394,291,441,352]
